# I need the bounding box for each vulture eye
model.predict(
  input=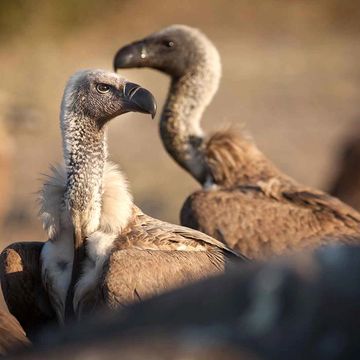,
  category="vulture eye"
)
[163,40,174,48]
[96,84,110,94]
